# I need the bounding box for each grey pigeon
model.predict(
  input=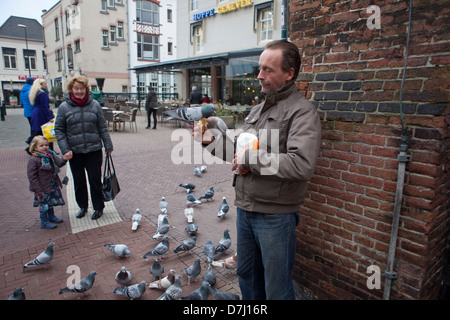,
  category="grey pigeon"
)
[173,236,197,254]
[159,196,168,214]
[150,258,164,280]
[153,215,170,240]
[113,281,147,300]
[143,235,169,260]
[217,197,230,218]
[104,243,130,258]
[58,271,97,298]
[149,269,175,290]
[187,189,202,205]
[8,287,25,300]
[181,281,210,300]
[157,275,183,300]
[23,242,55,269]
[179,183,196,191]
[199,186,214,201]
[204,240,215,266]
[215,229,231,255]
[131,208,142,231]
[194,165,202,177]
[205,116,228,135]
[115,266,132,286]
[164,104,217,122]
[208,285,240,300]
[202,267,216,287]
[182,257,202,285]
[185,223,198,236]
